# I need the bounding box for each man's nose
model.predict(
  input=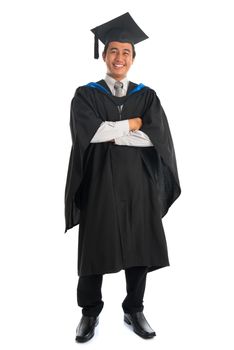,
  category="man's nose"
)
[115,52,124,60]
